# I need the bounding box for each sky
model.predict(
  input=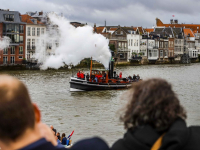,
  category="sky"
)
[1,0,200,28]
